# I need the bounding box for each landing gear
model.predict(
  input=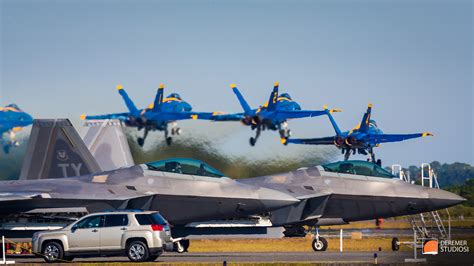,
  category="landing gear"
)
[164,126,173,146]
[343,149,352,161]
[249,125,262,146]
[391,237,400,251]
[278,129,291,139]
[173,239,190,253]
[312,237,328,252]
[368,148,382,166]
[310,227,328,252]
[249,137,256,146]
[137,128,149,147]
[278,122,291,141]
